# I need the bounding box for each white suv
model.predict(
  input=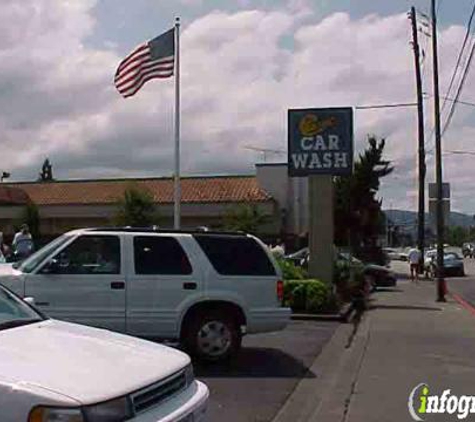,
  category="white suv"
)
[0,228,290,361]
